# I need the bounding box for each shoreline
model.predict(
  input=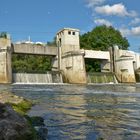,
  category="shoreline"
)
[0,91,42,140]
